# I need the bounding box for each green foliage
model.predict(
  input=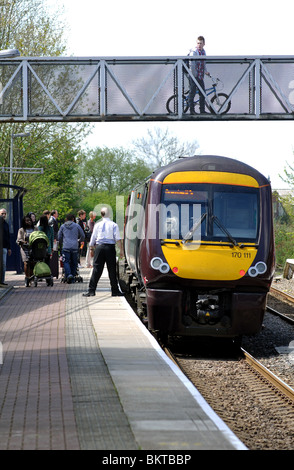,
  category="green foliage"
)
[81,191,127,223]
[274,160,294,266]
[21,123,90,220]
[0,0,93,219]
[80,147,152,194]
[274,221,294,266]
[0,0,67,56]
